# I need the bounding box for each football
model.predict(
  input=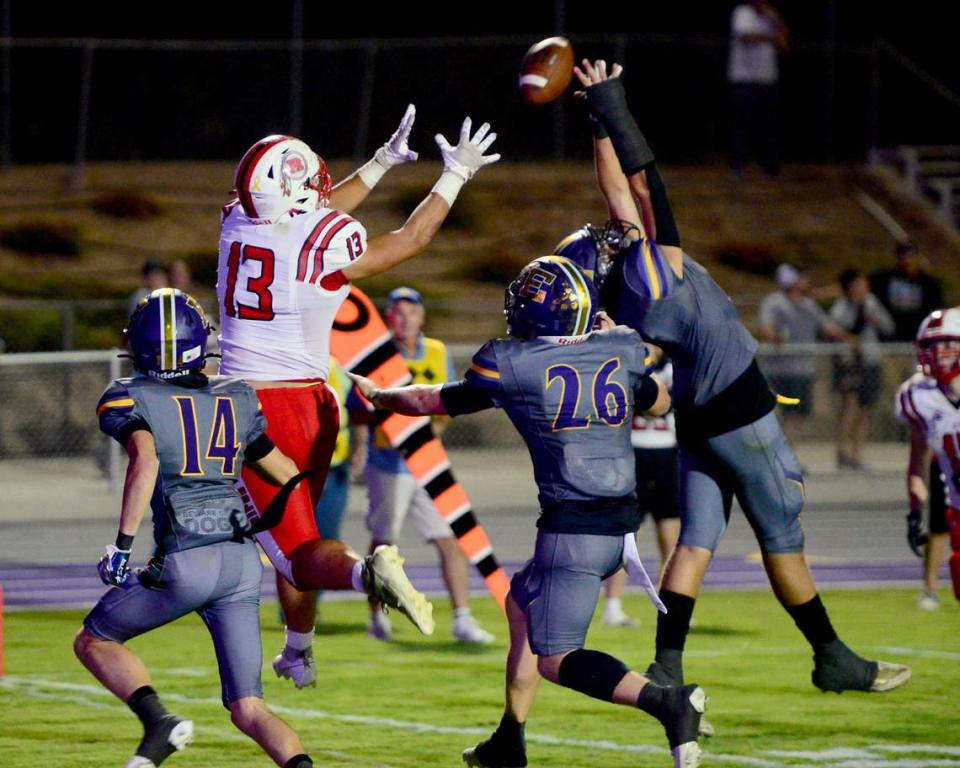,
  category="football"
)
[518,36,574,105]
